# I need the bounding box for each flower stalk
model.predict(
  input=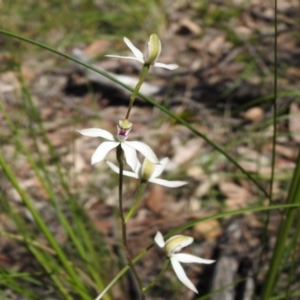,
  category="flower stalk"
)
[125,64,149,119]
[125,180,147,223]
[142,259,170,293]
[116,145,145,298]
